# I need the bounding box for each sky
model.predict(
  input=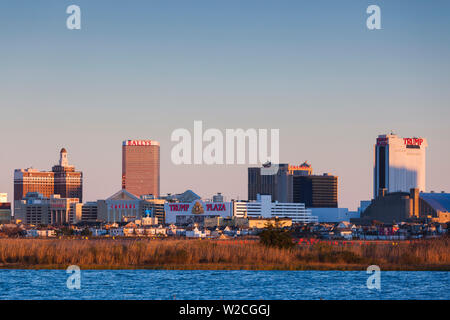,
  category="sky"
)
[0,0,449,210]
